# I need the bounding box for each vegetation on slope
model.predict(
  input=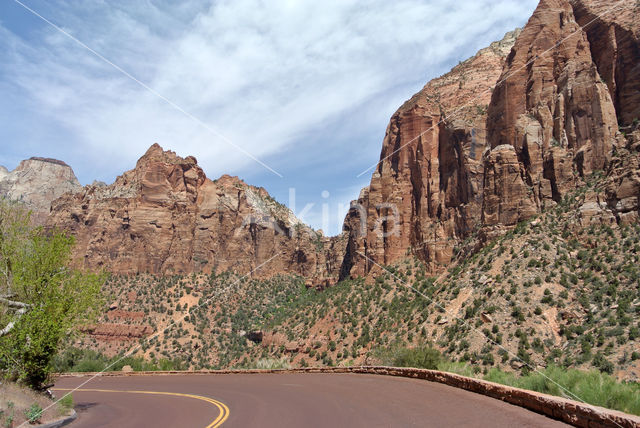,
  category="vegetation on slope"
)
[75,182,640,379]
